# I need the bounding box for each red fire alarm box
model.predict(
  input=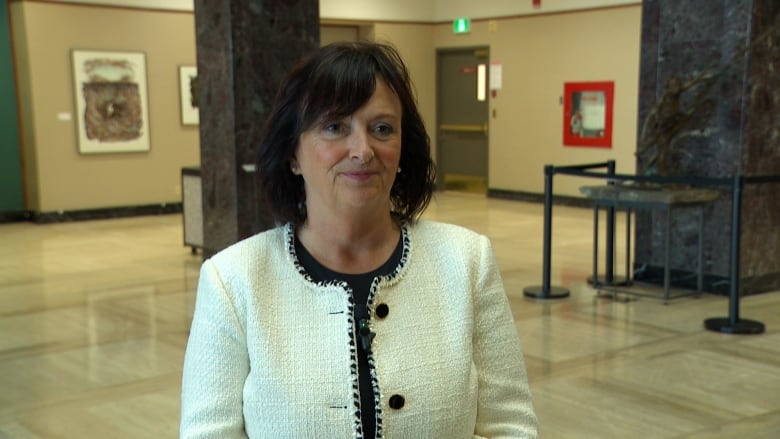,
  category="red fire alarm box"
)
[563,81,614,148]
